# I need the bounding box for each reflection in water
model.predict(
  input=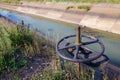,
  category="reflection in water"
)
[0,9,120,67]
